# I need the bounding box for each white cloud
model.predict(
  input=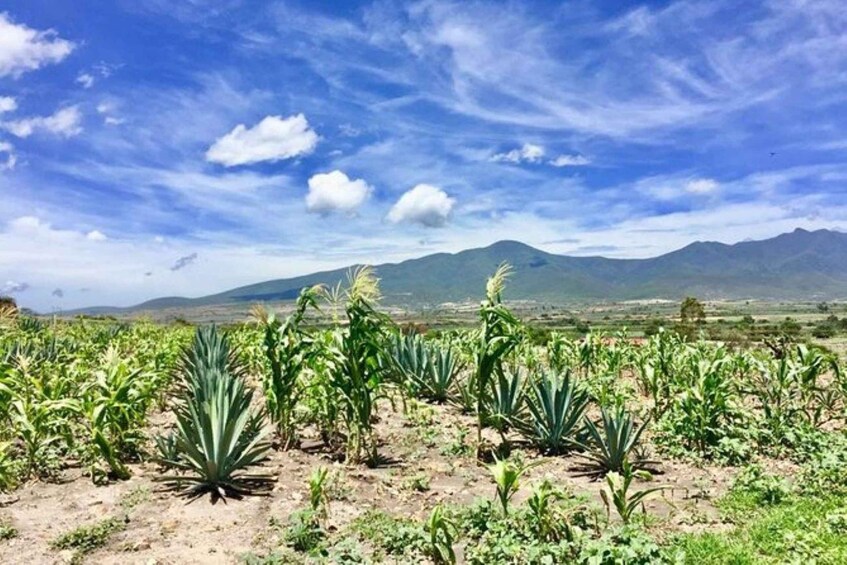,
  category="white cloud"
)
[387,184,455,227]
[76,72,94,88]
[10,216,41,230]
[0,141,15,171]
[0,96,16,113]
[96,101,123,125]
[686,178,720,194]
[306,170,372,214]
[491,143,545,164]
[550,154,591,167]
[206,113,318,167]
[86,230,107,241]
[3,105,82,138]
[0,13,75,78]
